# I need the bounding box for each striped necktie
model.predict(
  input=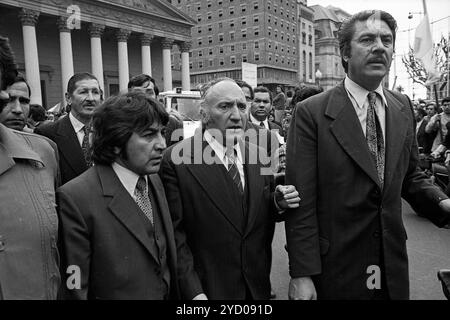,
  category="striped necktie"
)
[226,148,244,194]
[366,92,385,187]
[81,125,92,167]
